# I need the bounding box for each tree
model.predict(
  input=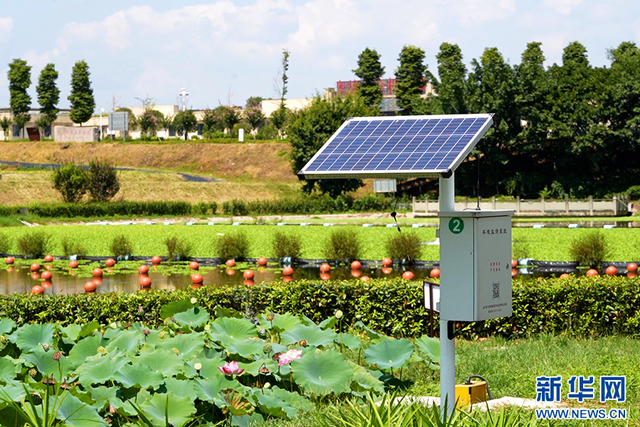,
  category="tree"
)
[36,63,59,128]
[52,164,88,203]
[222,106,240,133]
[272,49,290,138]
[394,45,429,114]
[245,96,263,109]
[353,48,385,109]
[87,160,120,202]
[289,94,376,197]
[201,109,221,137]
[244,107,266,137]
[435,42,467,114]
[8,59,31,138]
[138,109,164,137]
[158,113,173,139]
[173,110,198,140]
[68,60,96,125]
[0,117,11,139]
